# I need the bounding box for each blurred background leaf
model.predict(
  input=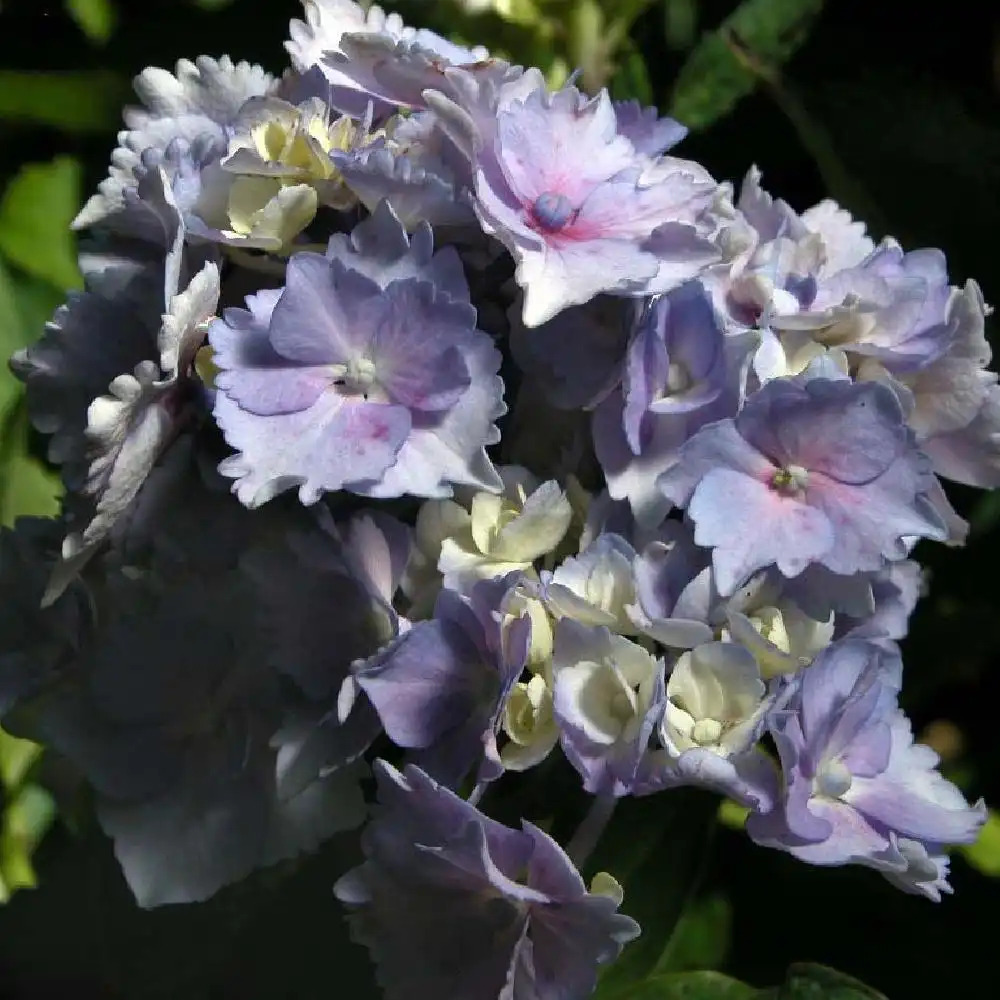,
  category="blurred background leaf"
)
[65,0,117,45]
[0,70,127,132]
[961,809,1000,878]
[0,157,83,290]
[0,732,55,904]
[669,0,824,129]
[0,156,76,526]
[0,401,62,526]
[663,0,698,51]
